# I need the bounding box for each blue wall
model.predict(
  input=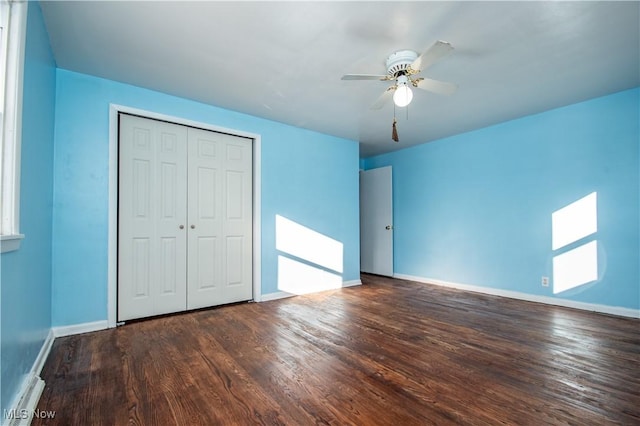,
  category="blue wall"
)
[364,88,639,310]
[0,2,56,412]
[52,69,360,326]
